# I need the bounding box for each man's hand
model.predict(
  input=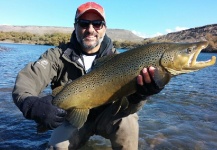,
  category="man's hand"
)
[136,66,163,97]
[21,95,67,130]
[137,67,155,85]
